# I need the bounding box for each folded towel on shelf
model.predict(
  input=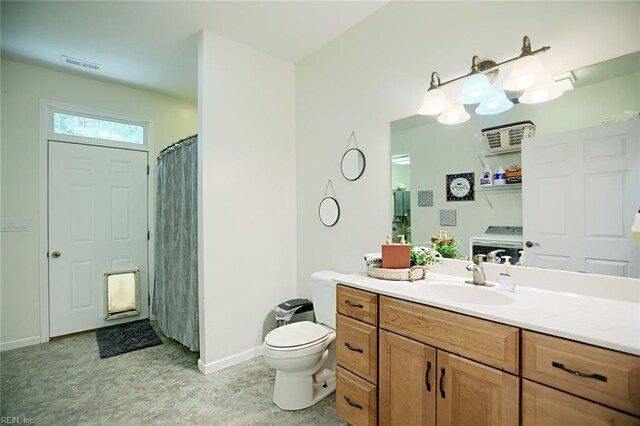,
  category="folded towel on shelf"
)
[364,253,382,266]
